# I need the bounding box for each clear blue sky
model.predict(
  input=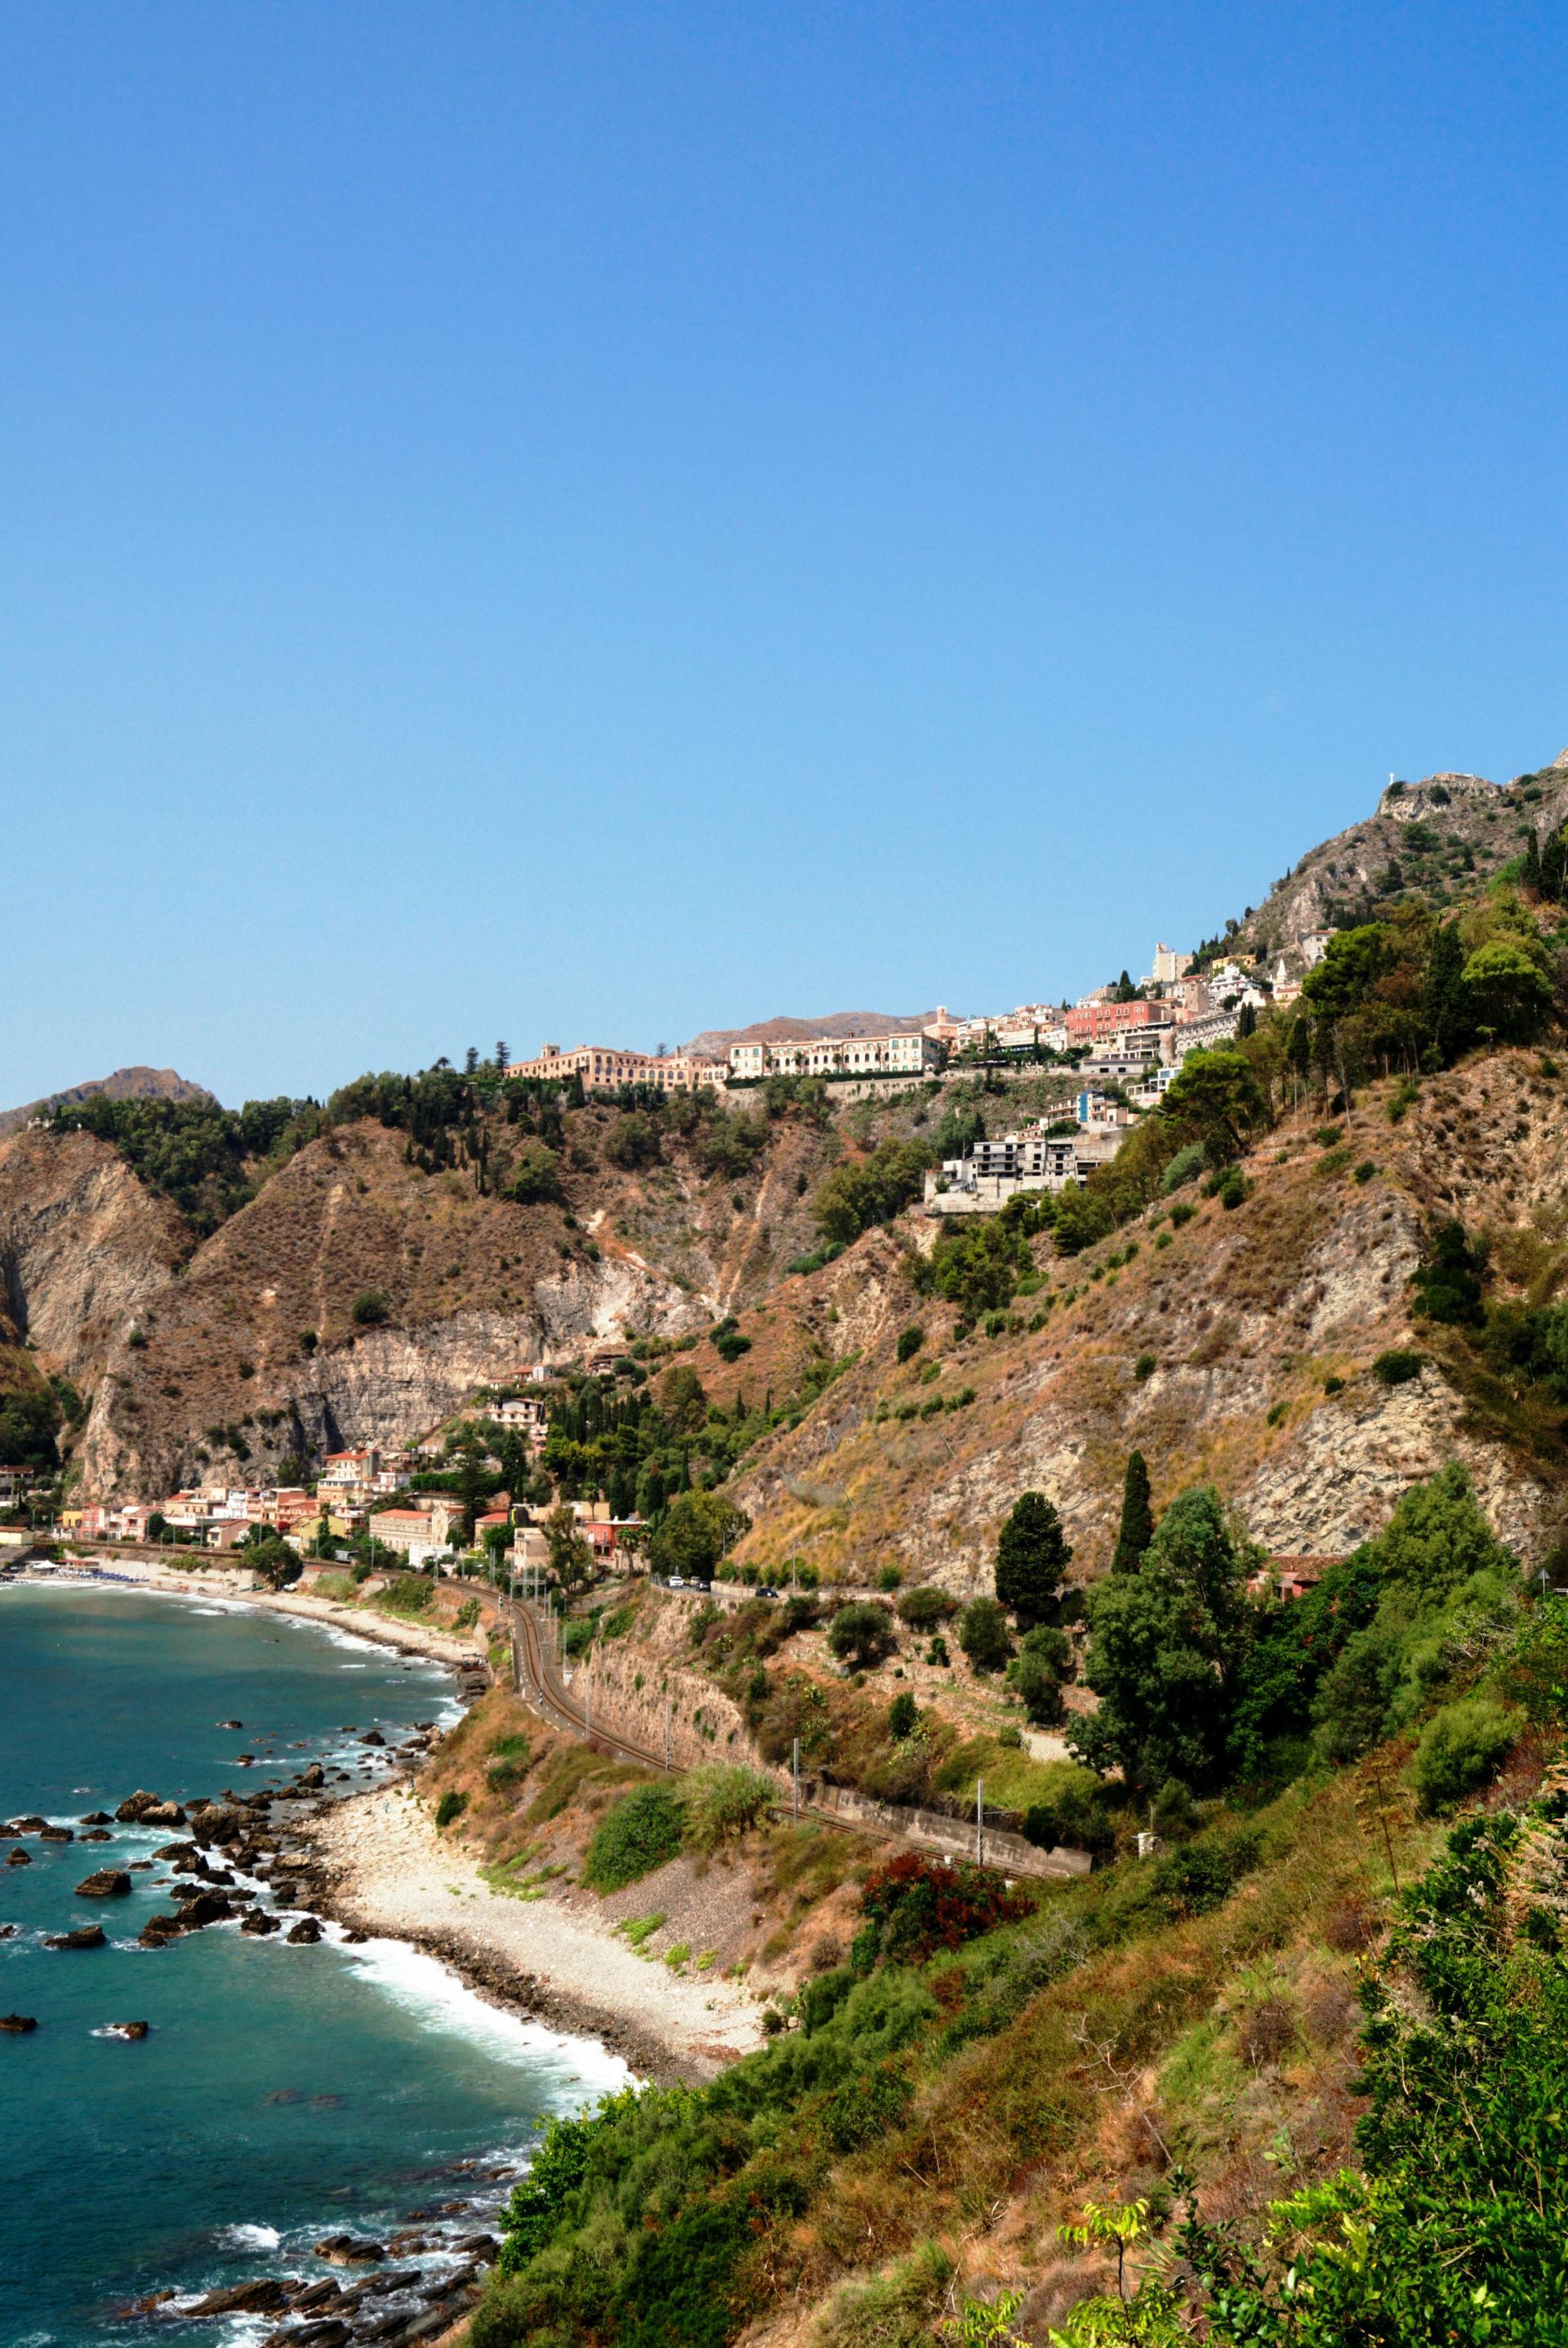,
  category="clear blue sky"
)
[6,2,1568,1108]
